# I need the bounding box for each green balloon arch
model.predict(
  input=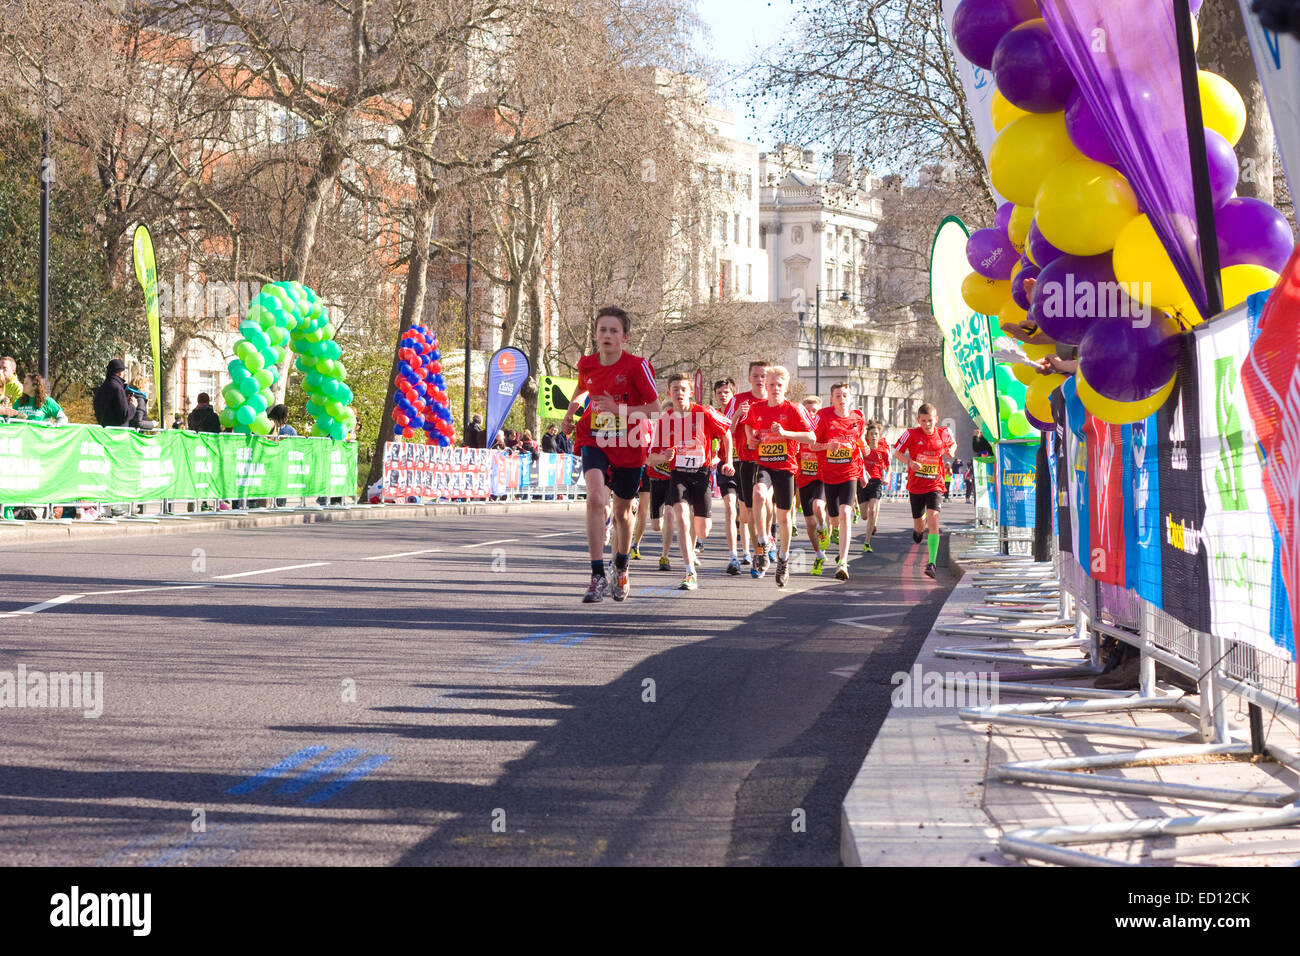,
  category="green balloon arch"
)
[219,281,355,440]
